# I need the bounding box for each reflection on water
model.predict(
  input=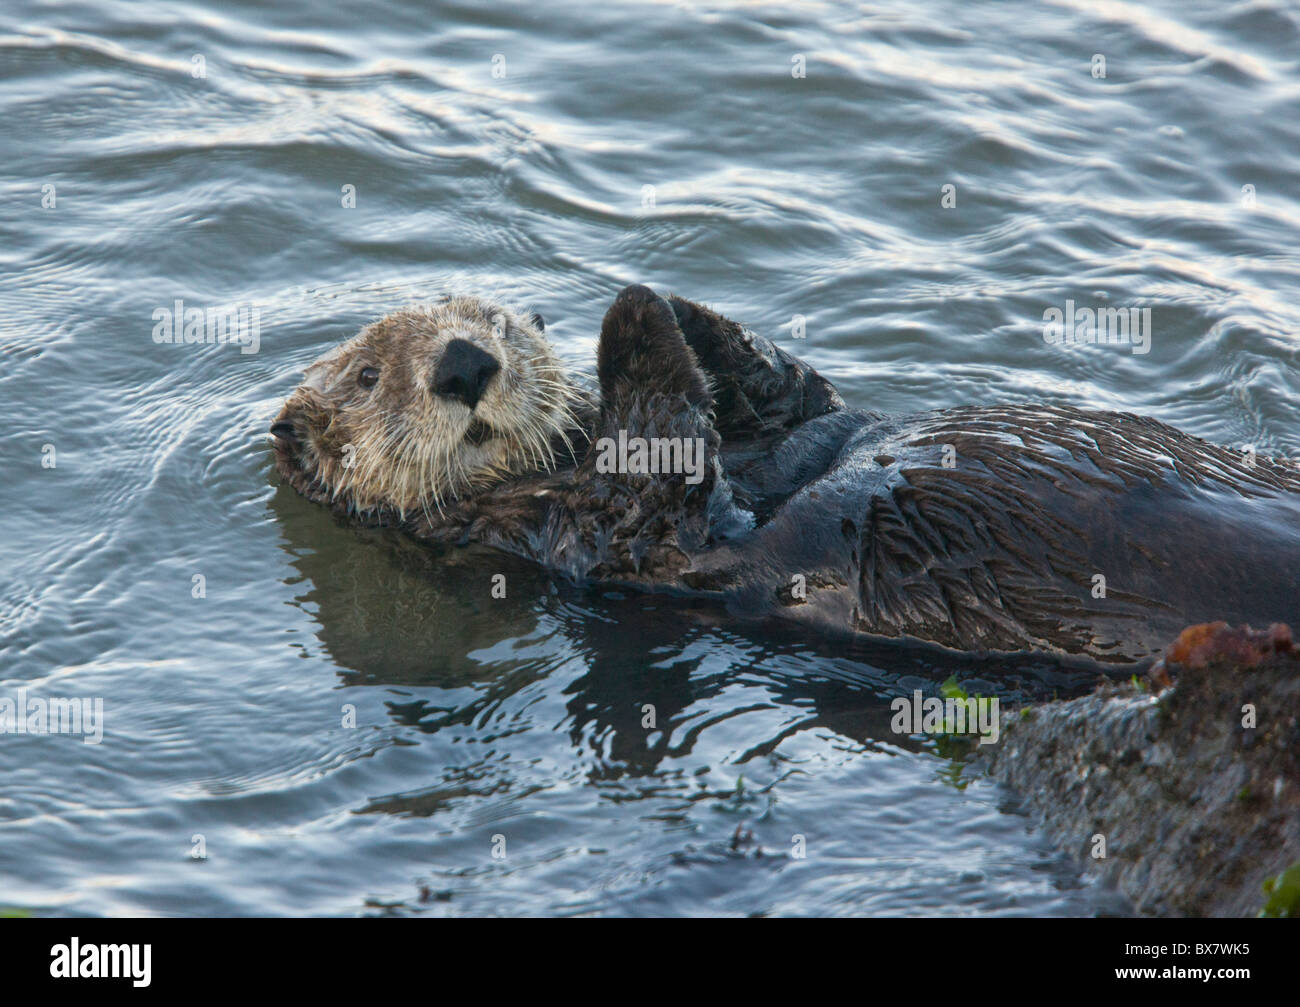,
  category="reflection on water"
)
[2,0,1297,915]
[267,479,1123,915]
